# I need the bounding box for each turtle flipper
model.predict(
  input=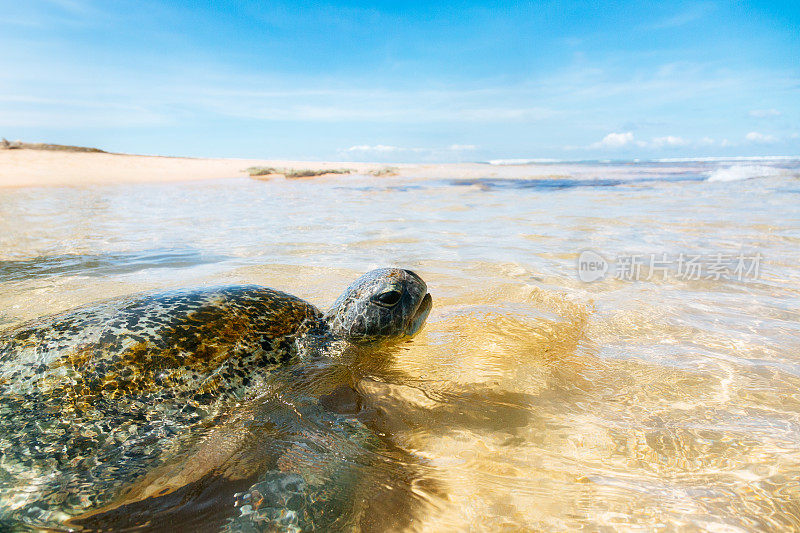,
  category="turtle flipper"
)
[66,393,304,531]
